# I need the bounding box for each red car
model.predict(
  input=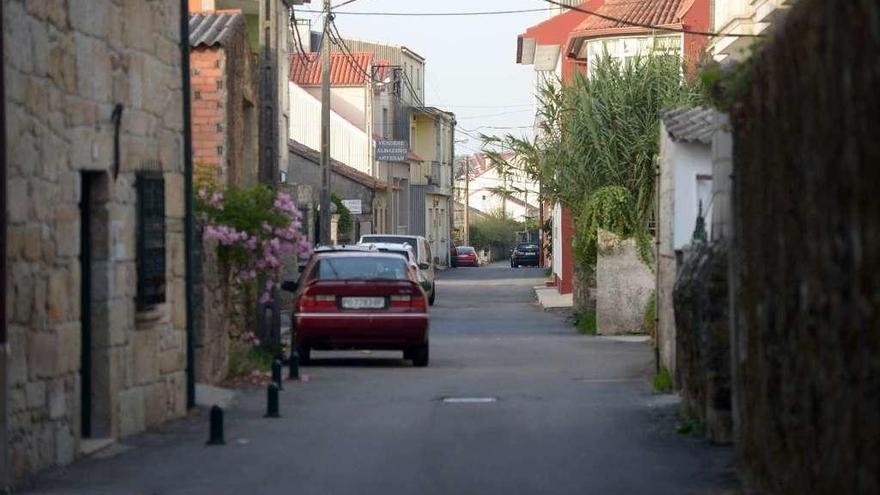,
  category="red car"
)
[455,246,479,267]
[284,248,430,367]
